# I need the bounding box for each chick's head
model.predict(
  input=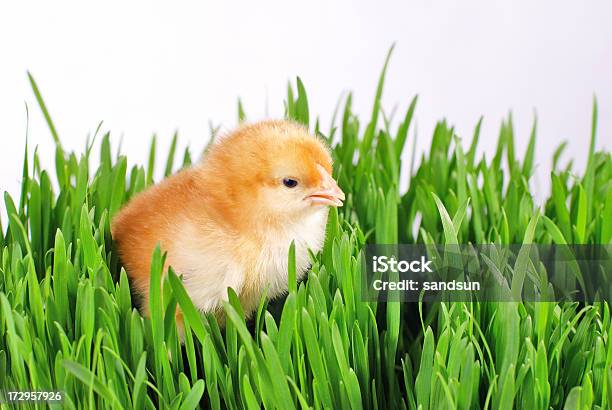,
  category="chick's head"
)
[202,120,345,229]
